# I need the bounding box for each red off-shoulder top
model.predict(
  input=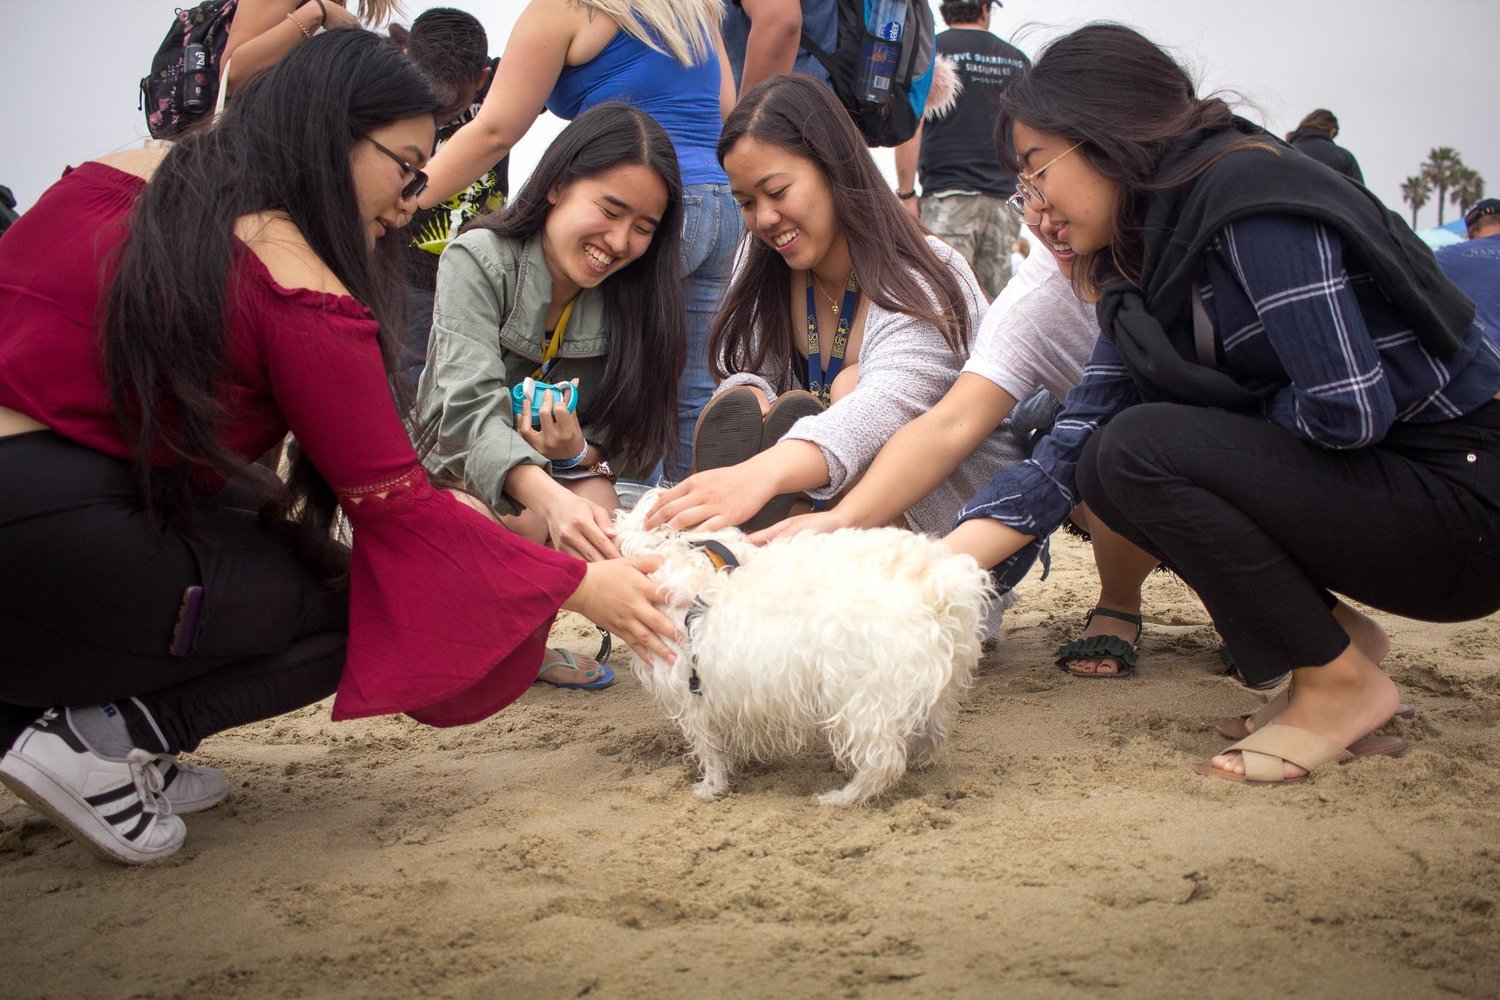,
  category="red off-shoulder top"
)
[0,162,586,726]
